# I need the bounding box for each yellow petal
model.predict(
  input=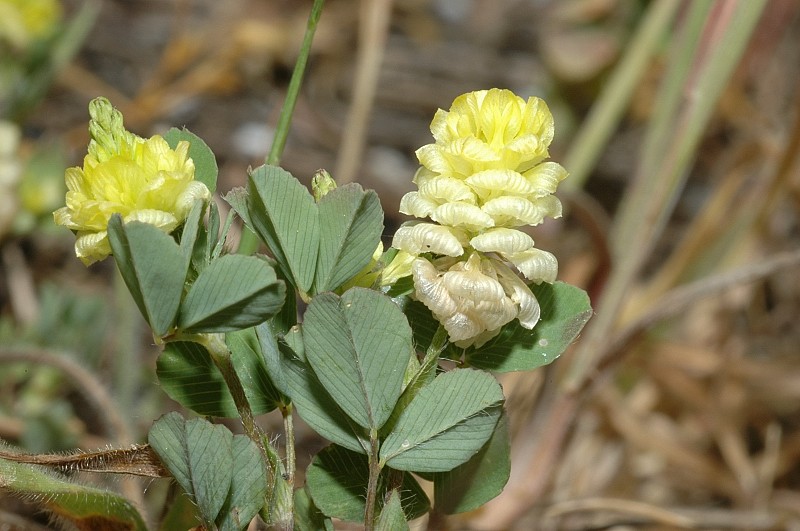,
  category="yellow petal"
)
[411,258,458,316]
[474,296,517,330]
[470,228,534,254]
[492,259,540,328]
[74,230,111,265]
[443,312,484,343]
[399,191,437,218]
[441,137,499,171]
[505,248,558,283]
[442,268,504,301]
[533,194,563,219]
[431,202,494,231]
[466,169,535,201]
[124,209,179,232]
[482,196,545,226]
[175,181,211,218]
[415,144,450,175]
[418,177,475,204]
[392,222,467,257]
[524,162,568,195]
[381,249,416,285]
